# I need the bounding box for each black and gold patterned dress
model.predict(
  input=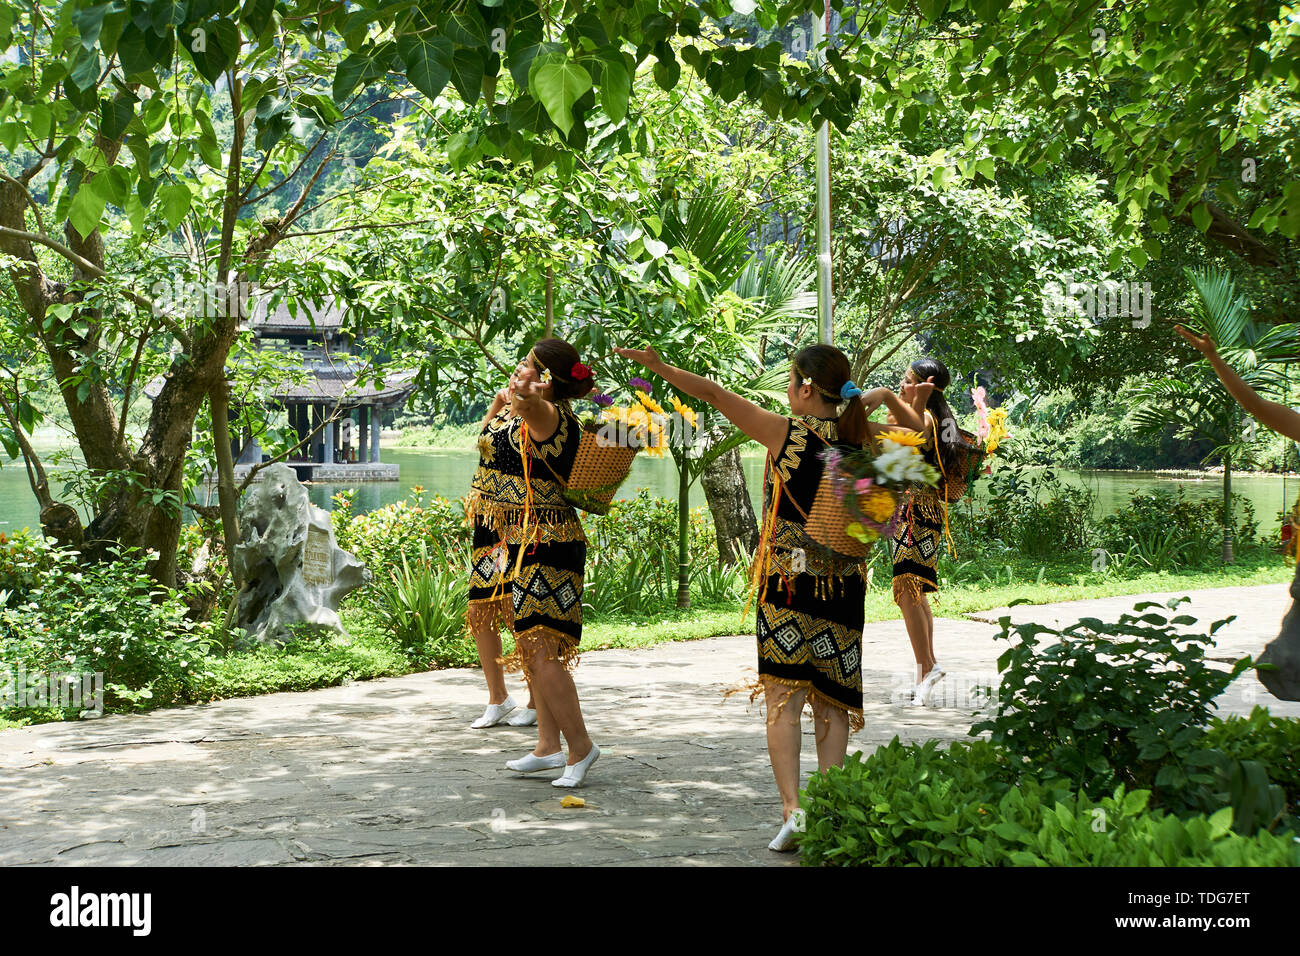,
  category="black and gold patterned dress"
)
[753,415,868,731]
[891,410,943,602]
[465,401,586,675]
